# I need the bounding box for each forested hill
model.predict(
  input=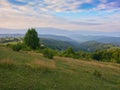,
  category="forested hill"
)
[40,38,77,50]
[79,41,119,52]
